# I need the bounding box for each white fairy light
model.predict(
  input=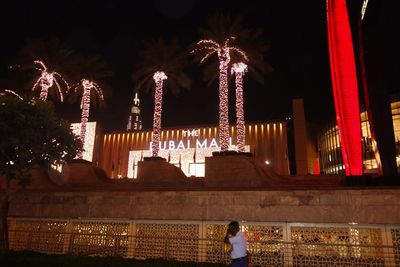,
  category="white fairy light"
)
[191,36,248,151]
[151,71,168,157]
[3,89,23,100]
[71,122,97,161]
[72,79,104,159]
[31,60,68,102]
[231,62,248,152]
